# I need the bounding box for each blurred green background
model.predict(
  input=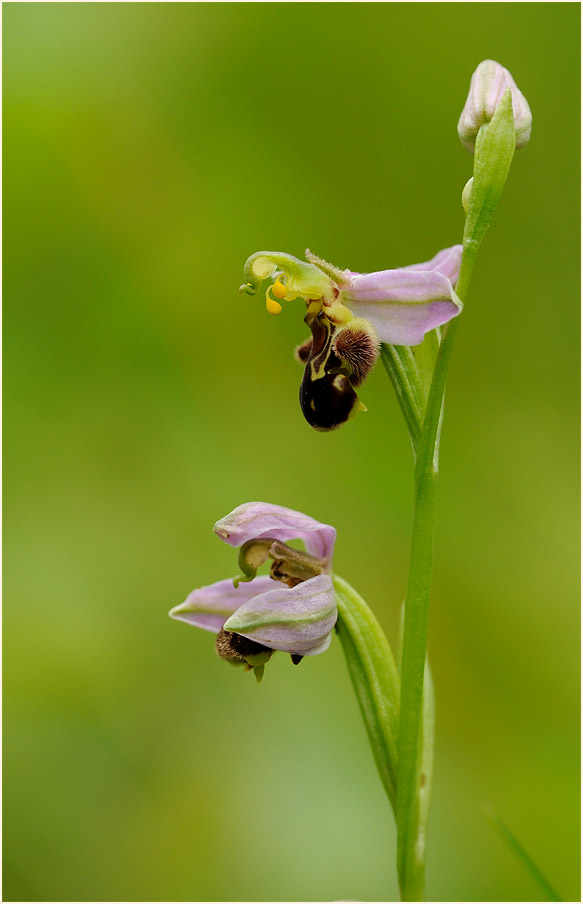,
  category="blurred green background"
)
[4,3,580,902]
